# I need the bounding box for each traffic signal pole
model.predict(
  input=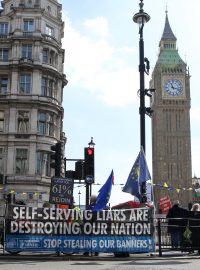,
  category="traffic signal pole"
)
[85,183,91,208]
[84,146,95,207]
[63,137,95,208]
